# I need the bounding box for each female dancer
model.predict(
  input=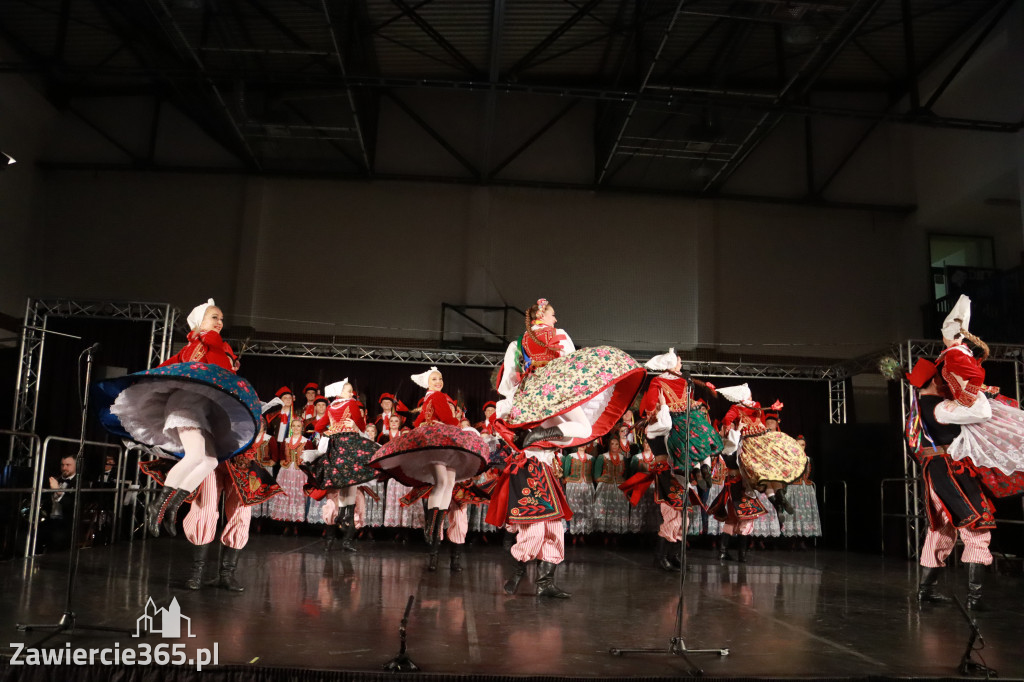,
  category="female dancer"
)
[303,379,380,552]
[780,436,822,545]
[592,435,630,537]
[269,416,309,533]
[561,443,596,541]
[937,295,1024,477]
[96,298,261,538]
[717,384,806,517]
[496,298,644,450]
[639,348,722,486]
[371,367,488,570]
